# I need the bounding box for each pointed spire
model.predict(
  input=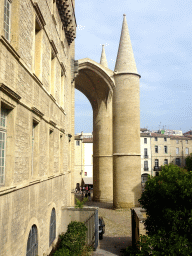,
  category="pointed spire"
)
[100,45,108,68]
[115,14,138,74]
